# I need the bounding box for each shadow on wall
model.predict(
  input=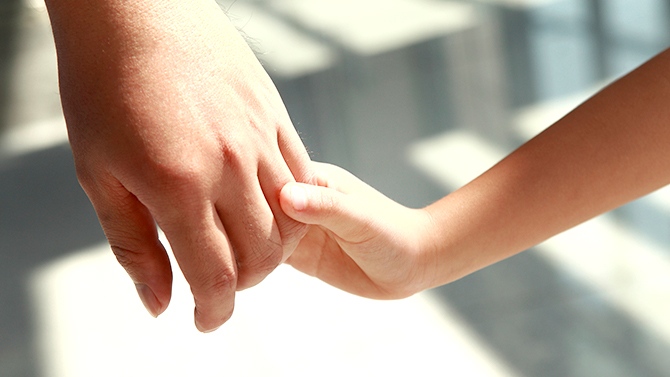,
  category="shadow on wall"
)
[430,249,670,377]
[0,146,106,377]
